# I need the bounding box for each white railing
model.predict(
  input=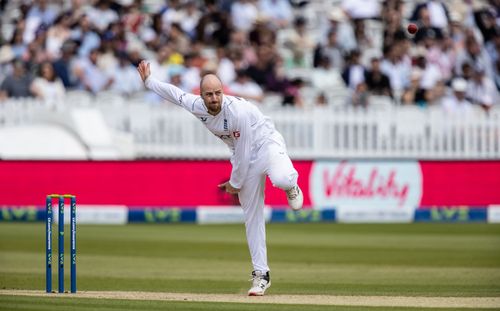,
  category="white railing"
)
[1,95,499,160]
